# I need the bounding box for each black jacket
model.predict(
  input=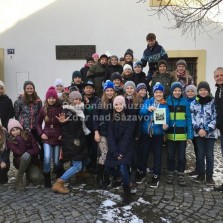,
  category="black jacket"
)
[215,84,223,133]
[104,64,123,81]
[0,94,14,129]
